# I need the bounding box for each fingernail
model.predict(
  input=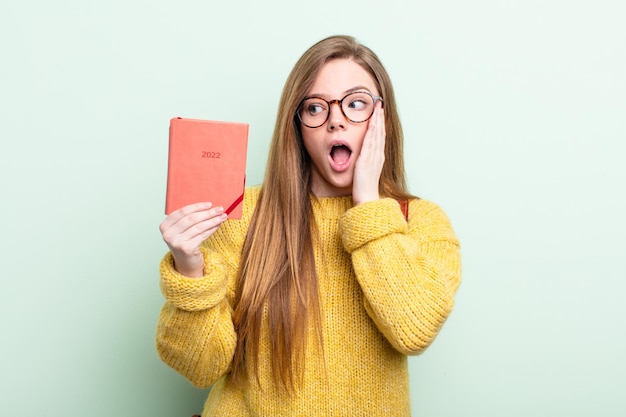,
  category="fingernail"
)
[215,206,224,213]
